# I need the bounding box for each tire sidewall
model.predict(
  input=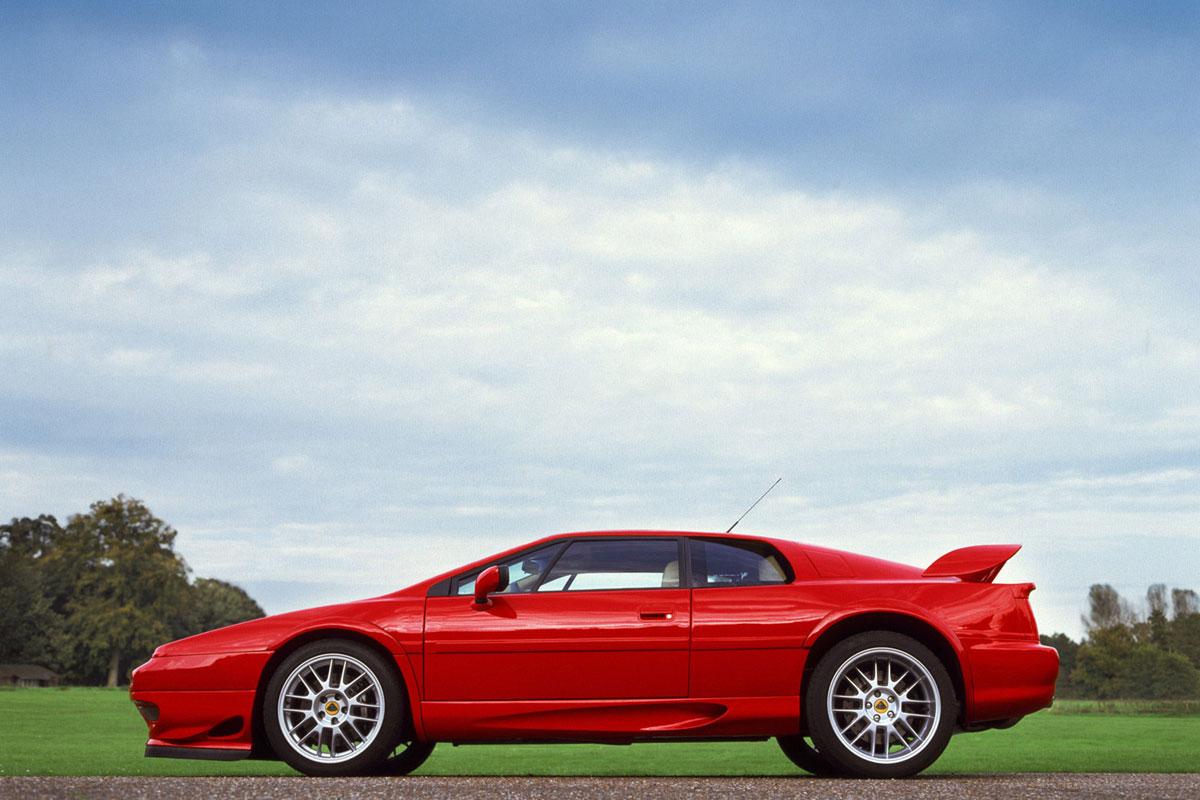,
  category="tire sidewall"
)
[776,735,843,776]
[805,631,957,779]
[264,638,406,776]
